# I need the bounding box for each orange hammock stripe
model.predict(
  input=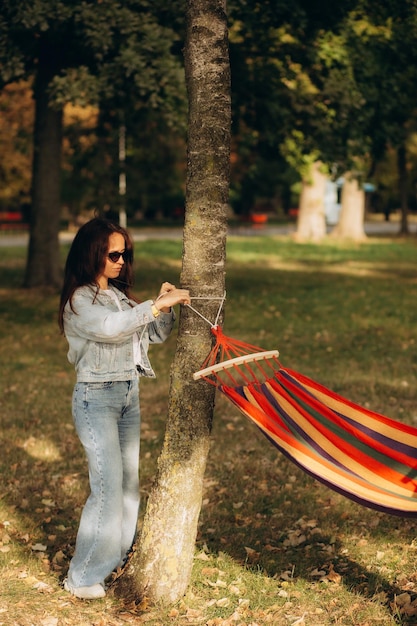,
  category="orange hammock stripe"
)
[195,328,417,517]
